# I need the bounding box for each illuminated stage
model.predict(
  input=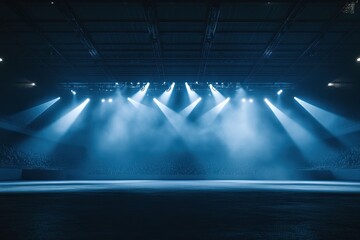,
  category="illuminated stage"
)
[1,181,360,239]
